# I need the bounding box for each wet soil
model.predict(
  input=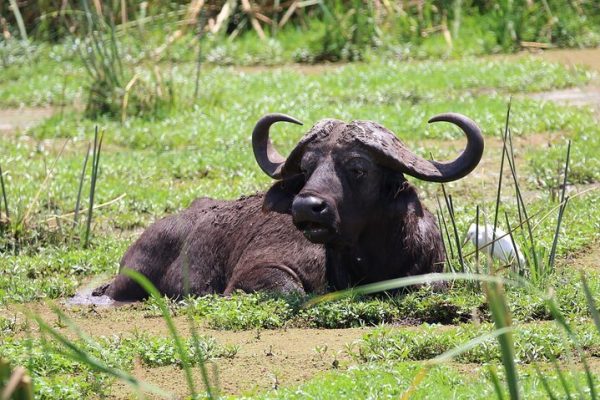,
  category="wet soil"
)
[513,47,600,110]
[523,47,600,71]
[561,241,600,271]
[3,47,600,398]
[0,107,55,134]
[1,301,369,397]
